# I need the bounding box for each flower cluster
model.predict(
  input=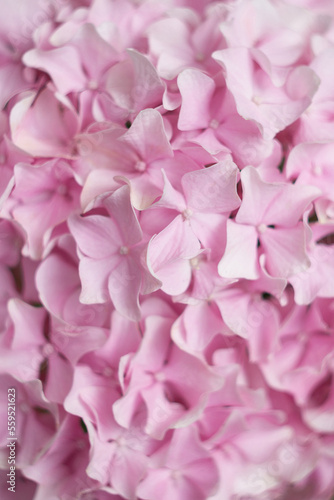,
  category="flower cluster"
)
[1,0,334,499]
